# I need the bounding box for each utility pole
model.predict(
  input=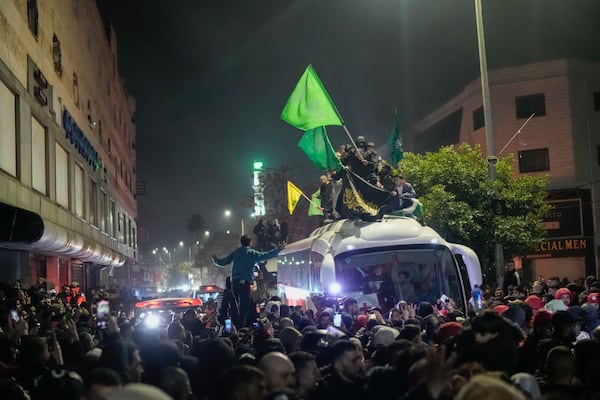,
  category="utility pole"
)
[475,0,504,288]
